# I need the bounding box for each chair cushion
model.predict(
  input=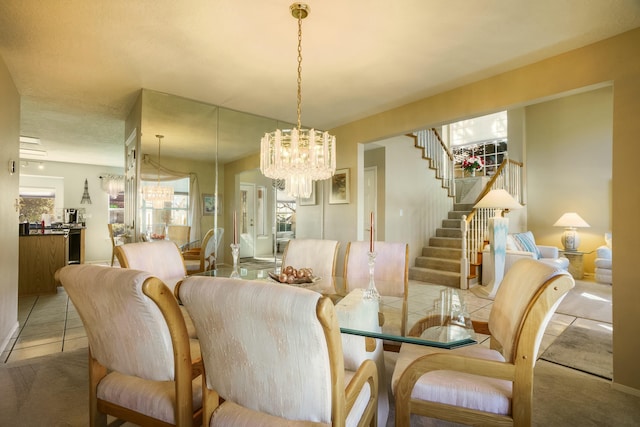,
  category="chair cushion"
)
[98,372,202,424]
[595,258,612,269]
[392,343,511,415]
[511,231,541,259]
[208,370,370,427]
